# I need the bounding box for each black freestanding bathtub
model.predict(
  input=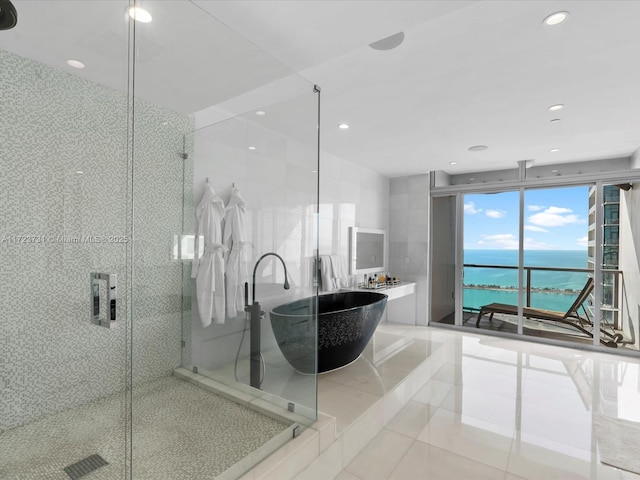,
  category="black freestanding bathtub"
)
[269,291,387,374]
